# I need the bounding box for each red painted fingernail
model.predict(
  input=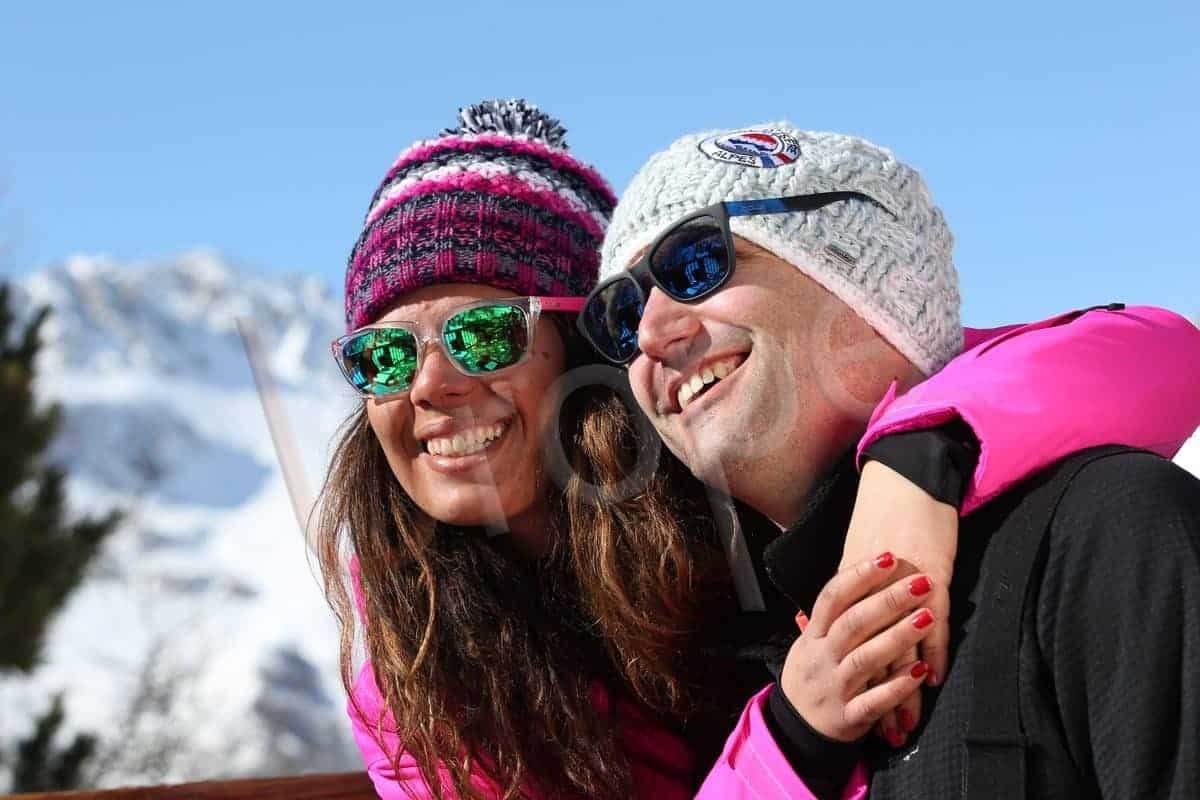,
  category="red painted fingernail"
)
[912,609,934,629]
[794,610,810,632]
[875,551,895,569]
[886,728,904,747]
[897,709,915,732]
[908,576,932,596]
[911,661,929,680]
